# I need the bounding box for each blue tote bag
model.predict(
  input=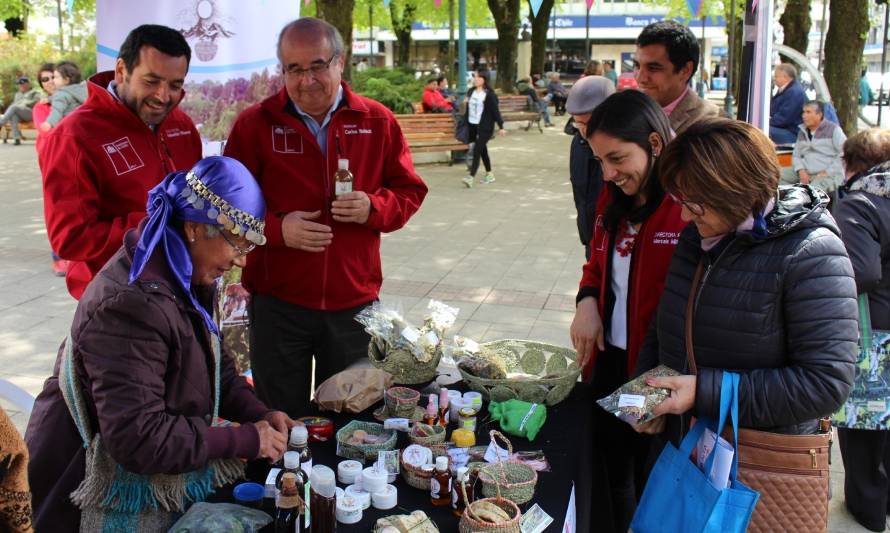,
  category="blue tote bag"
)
[630,372,759,533]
